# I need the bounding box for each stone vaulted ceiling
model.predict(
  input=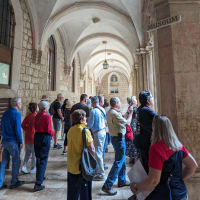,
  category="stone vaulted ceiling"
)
[26,0,143,81]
